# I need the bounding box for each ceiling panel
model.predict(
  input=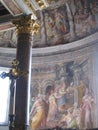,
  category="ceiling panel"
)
[0,0,22,16]
[0,1,10,16]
